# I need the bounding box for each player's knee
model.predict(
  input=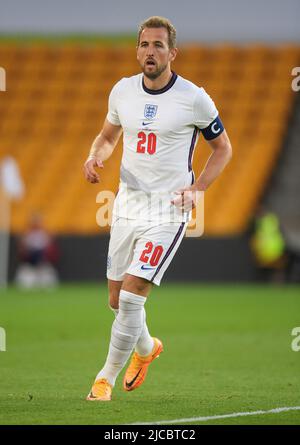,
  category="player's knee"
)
[109,295,119,310]
[122,274,152,296]
[107,280,122,309]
